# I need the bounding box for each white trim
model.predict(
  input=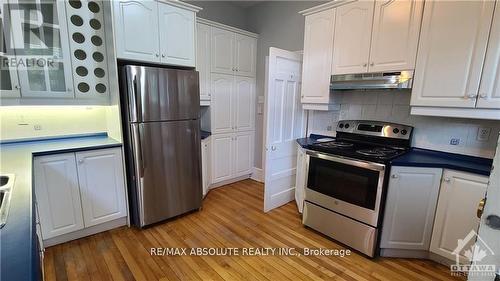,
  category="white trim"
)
[251,167,264,182]
[197,18,259,38]
[158,0,202,12]
[200,99,211,106]
[302,103,341,111]
[208,174,251,189]
[299,0,357,16]
[411,106,500,120]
